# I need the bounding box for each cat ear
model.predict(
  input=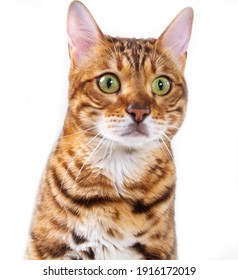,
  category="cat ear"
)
[67,1,104,65]
[158,7,194,68]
